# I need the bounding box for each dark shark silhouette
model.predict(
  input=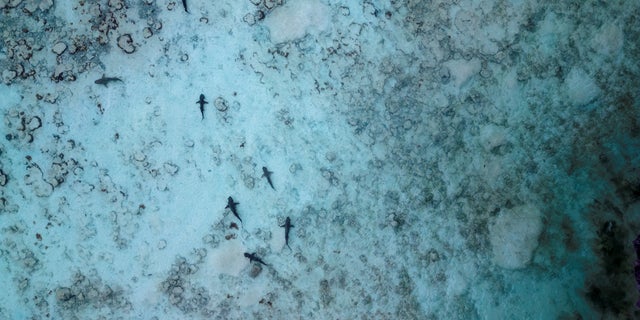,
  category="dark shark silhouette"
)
[280,217,294,250]
[226,196,241,223]
[262,166,274,190]
[244,252,268,266]
[94,74,122,87]
[196,94,208,120]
